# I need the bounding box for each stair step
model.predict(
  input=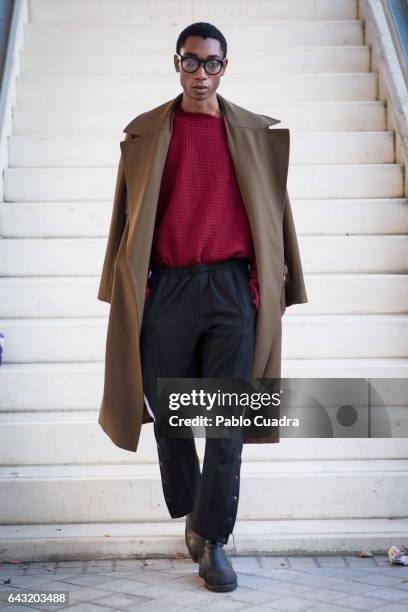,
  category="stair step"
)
[13,102,387,133]
[0,362,103,410]
[8,132,395,167]
[294,198,408,235]
[1,461,407,523]
[1,236,407,276]
[1,274,407,317]
[24,22,364,50]
[0,315,407,362]
[22,46,370,75]
[29,0,358,24]
[17,74,377,106]
[283,358,408,377]
[1,518,407,561]
[4,164,403,202]
[3,198,406,238]
[1,361,407,412]
[0,411,407,466]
